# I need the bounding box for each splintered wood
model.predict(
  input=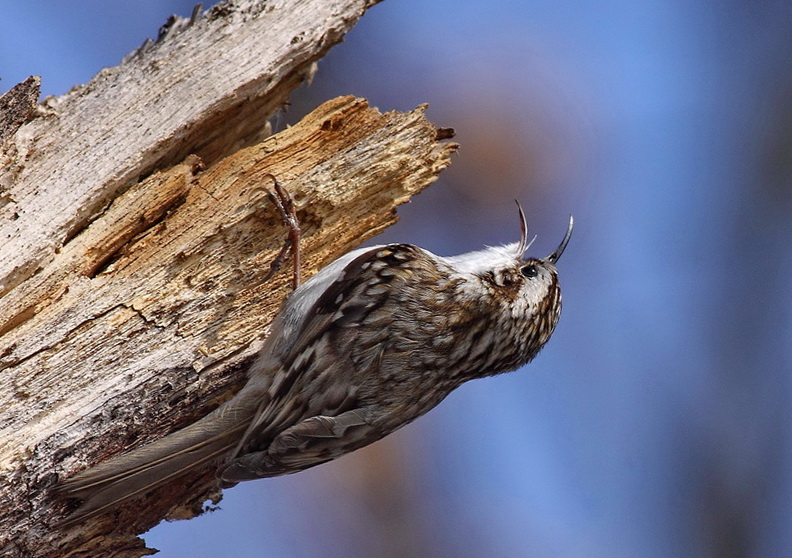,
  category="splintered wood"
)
[0,94,456,555]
